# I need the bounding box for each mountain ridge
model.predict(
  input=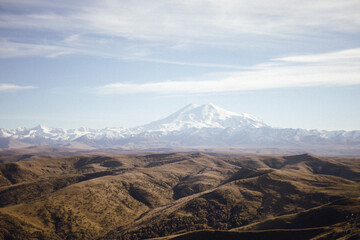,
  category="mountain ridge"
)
[1,104,360,150]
